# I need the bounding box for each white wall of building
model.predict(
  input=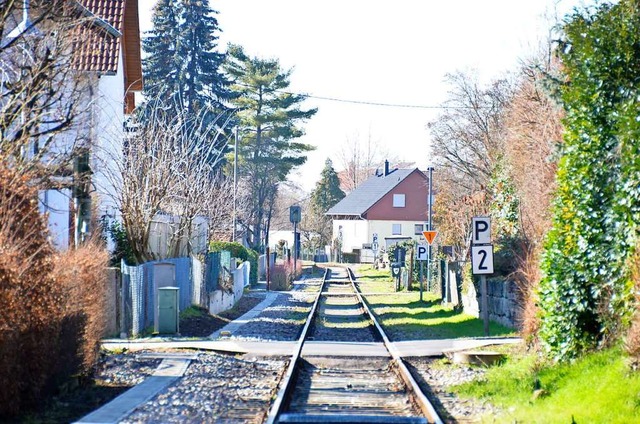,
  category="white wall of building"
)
[40,46,127,248]
[93,49,126,218]
[368,220,426,248]
[332,219,368,252]
[332,219,427,254]
[269,230,295,250]
[39,189,71,249]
